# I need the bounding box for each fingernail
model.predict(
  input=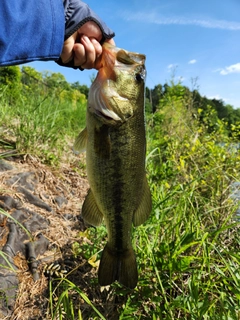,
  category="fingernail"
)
[81,35,90,43]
